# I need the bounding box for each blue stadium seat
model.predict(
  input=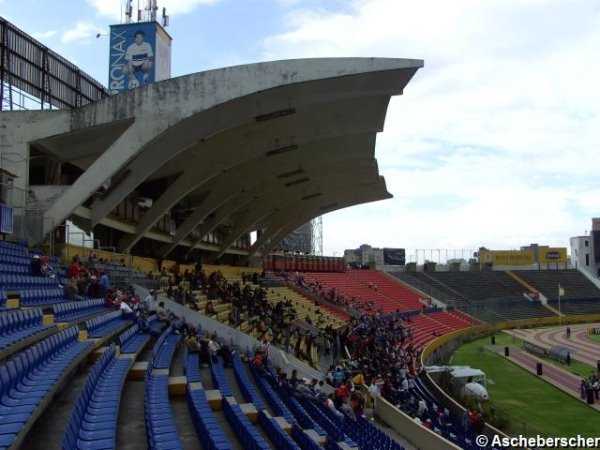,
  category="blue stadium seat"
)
[0,327,93,448]
[53,299,107,322]
[0,308,54,350]
[186,386,233,450]
[152,328,181,370]
[183,348,200,383]
[231,353,265,411]
[223,398,270,450]
[85,311,129,339]
[62,344,132,450]
[144,364,184,450]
